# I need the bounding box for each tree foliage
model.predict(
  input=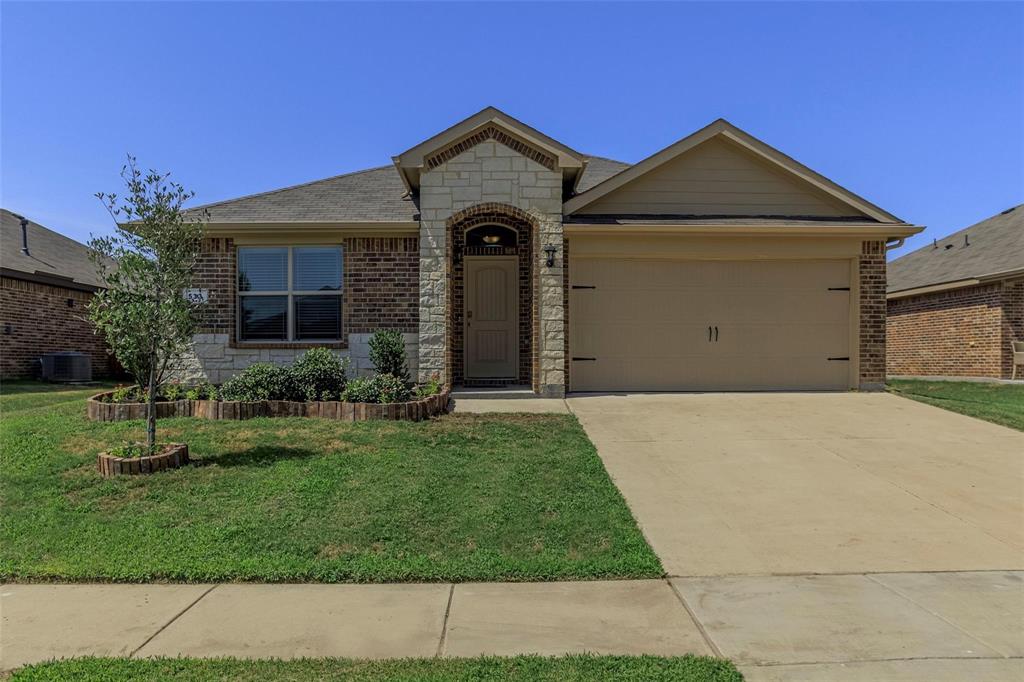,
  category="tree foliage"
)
[89,157,206,450]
